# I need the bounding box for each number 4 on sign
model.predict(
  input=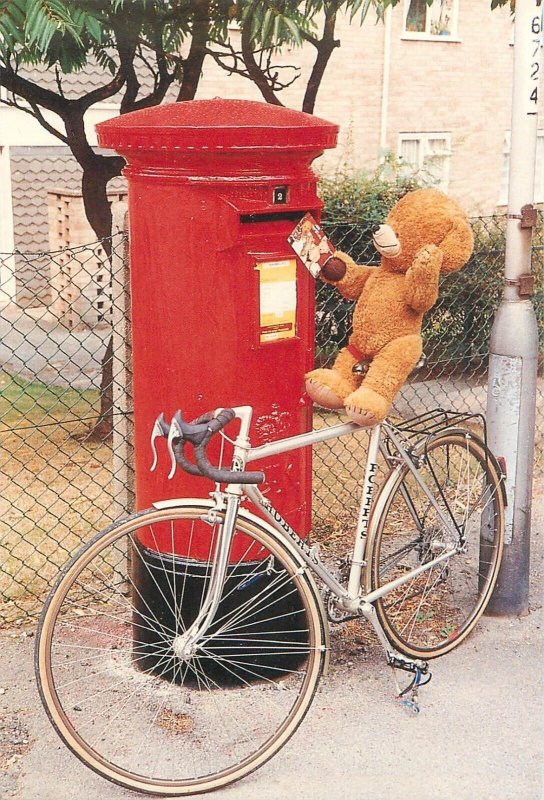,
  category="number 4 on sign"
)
[528,10,543,111]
